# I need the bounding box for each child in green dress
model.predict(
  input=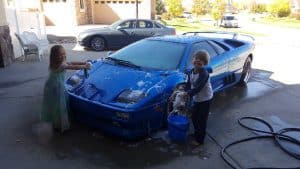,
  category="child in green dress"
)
[41,45,90,133]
